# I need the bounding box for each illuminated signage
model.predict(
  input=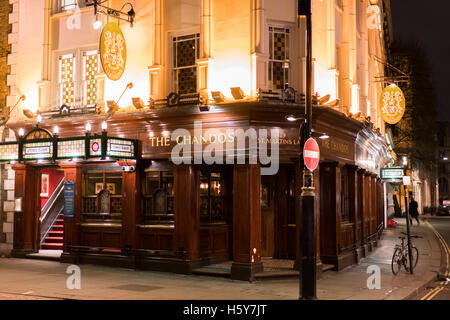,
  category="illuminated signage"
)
[380,84,406,125]
[23,142,53,160]
[107,138,136,159]
[100,22,127,81]
[381,167,404,180]
[0,143,19,161]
